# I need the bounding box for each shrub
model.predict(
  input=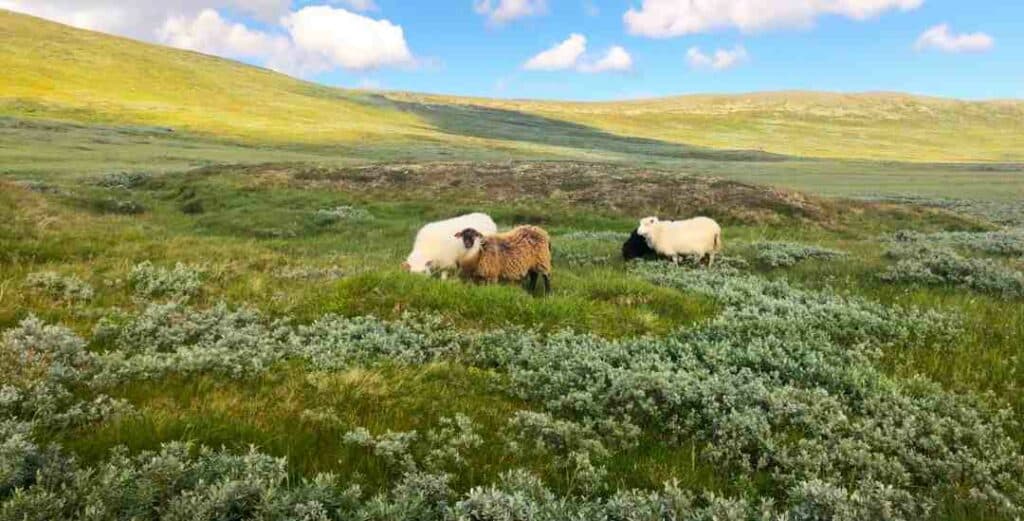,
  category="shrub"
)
[313,206,373,226]
[23,272,94,302]
[881,244,1024,298]
[891,229,1024,257]
[272,265,346,281]
[94,172,151,189]
[751,241,847,268]
[558,230,626,242]
[127,261,204,300]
